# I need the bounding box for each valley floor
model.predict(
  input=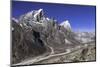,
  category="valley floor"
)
[12,41,96,66]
